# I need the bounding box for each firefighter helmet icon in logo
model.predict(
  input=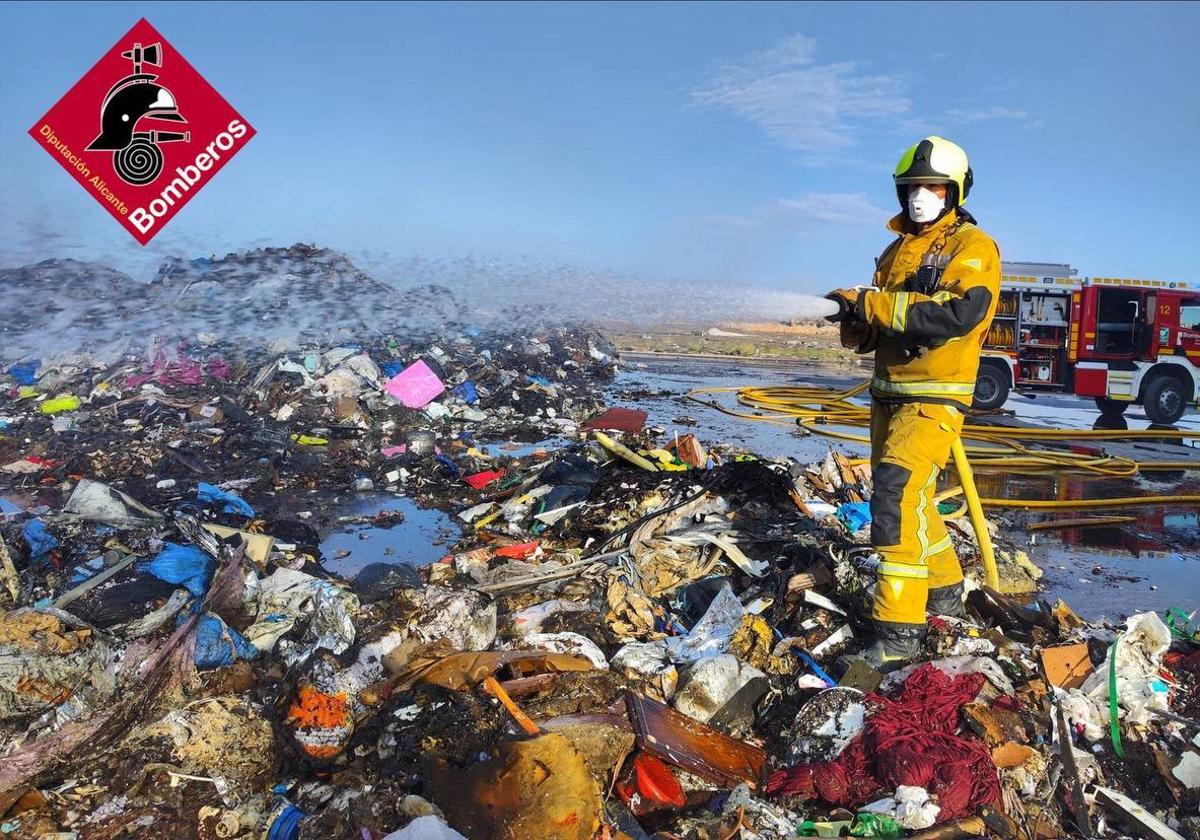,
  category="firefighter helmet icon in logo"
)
[86,41,191,186]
